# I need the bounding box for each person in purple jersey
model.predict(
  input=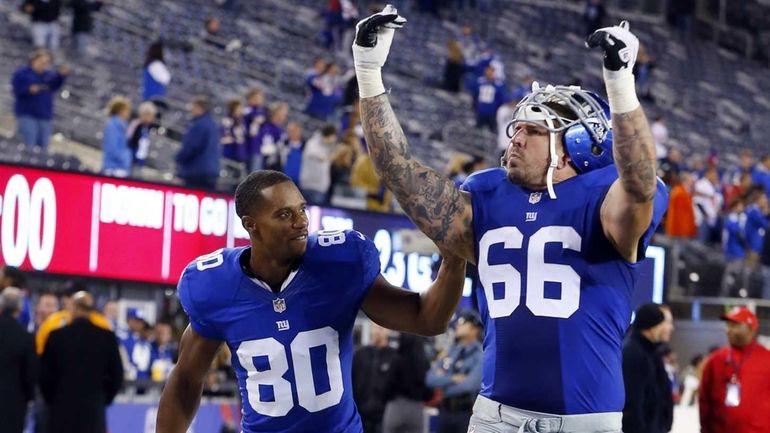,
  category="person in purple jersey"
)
[156,170,467,433]
[353,6,668,432]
